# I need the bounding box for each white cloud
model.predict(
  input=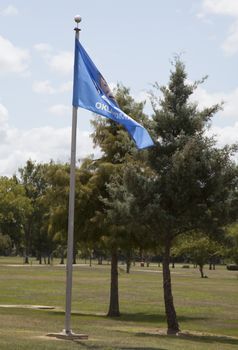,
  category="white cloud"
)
[1,5,18,16]
[0,103,9,143]
[200,0,238,55]
[33,80,55,94]
[192,85,238,120]
[207,123,238,147]
[49,51,73,75]
[201,0,238,17]
[58,81,72,93]
[0,103,8,123]
[0,35,30,75]
[0,106,97,176]
[32,80,72,94]
[34,43,73,75]
[221,20,238,55]
[189,84,238,159]
[34,43,53,54]
[132,90,153,115]
[49,104,71,117]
